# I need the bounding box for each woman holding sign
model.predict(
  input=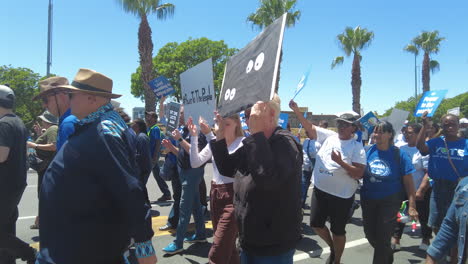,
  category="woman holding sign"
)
[189,115,244,264]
